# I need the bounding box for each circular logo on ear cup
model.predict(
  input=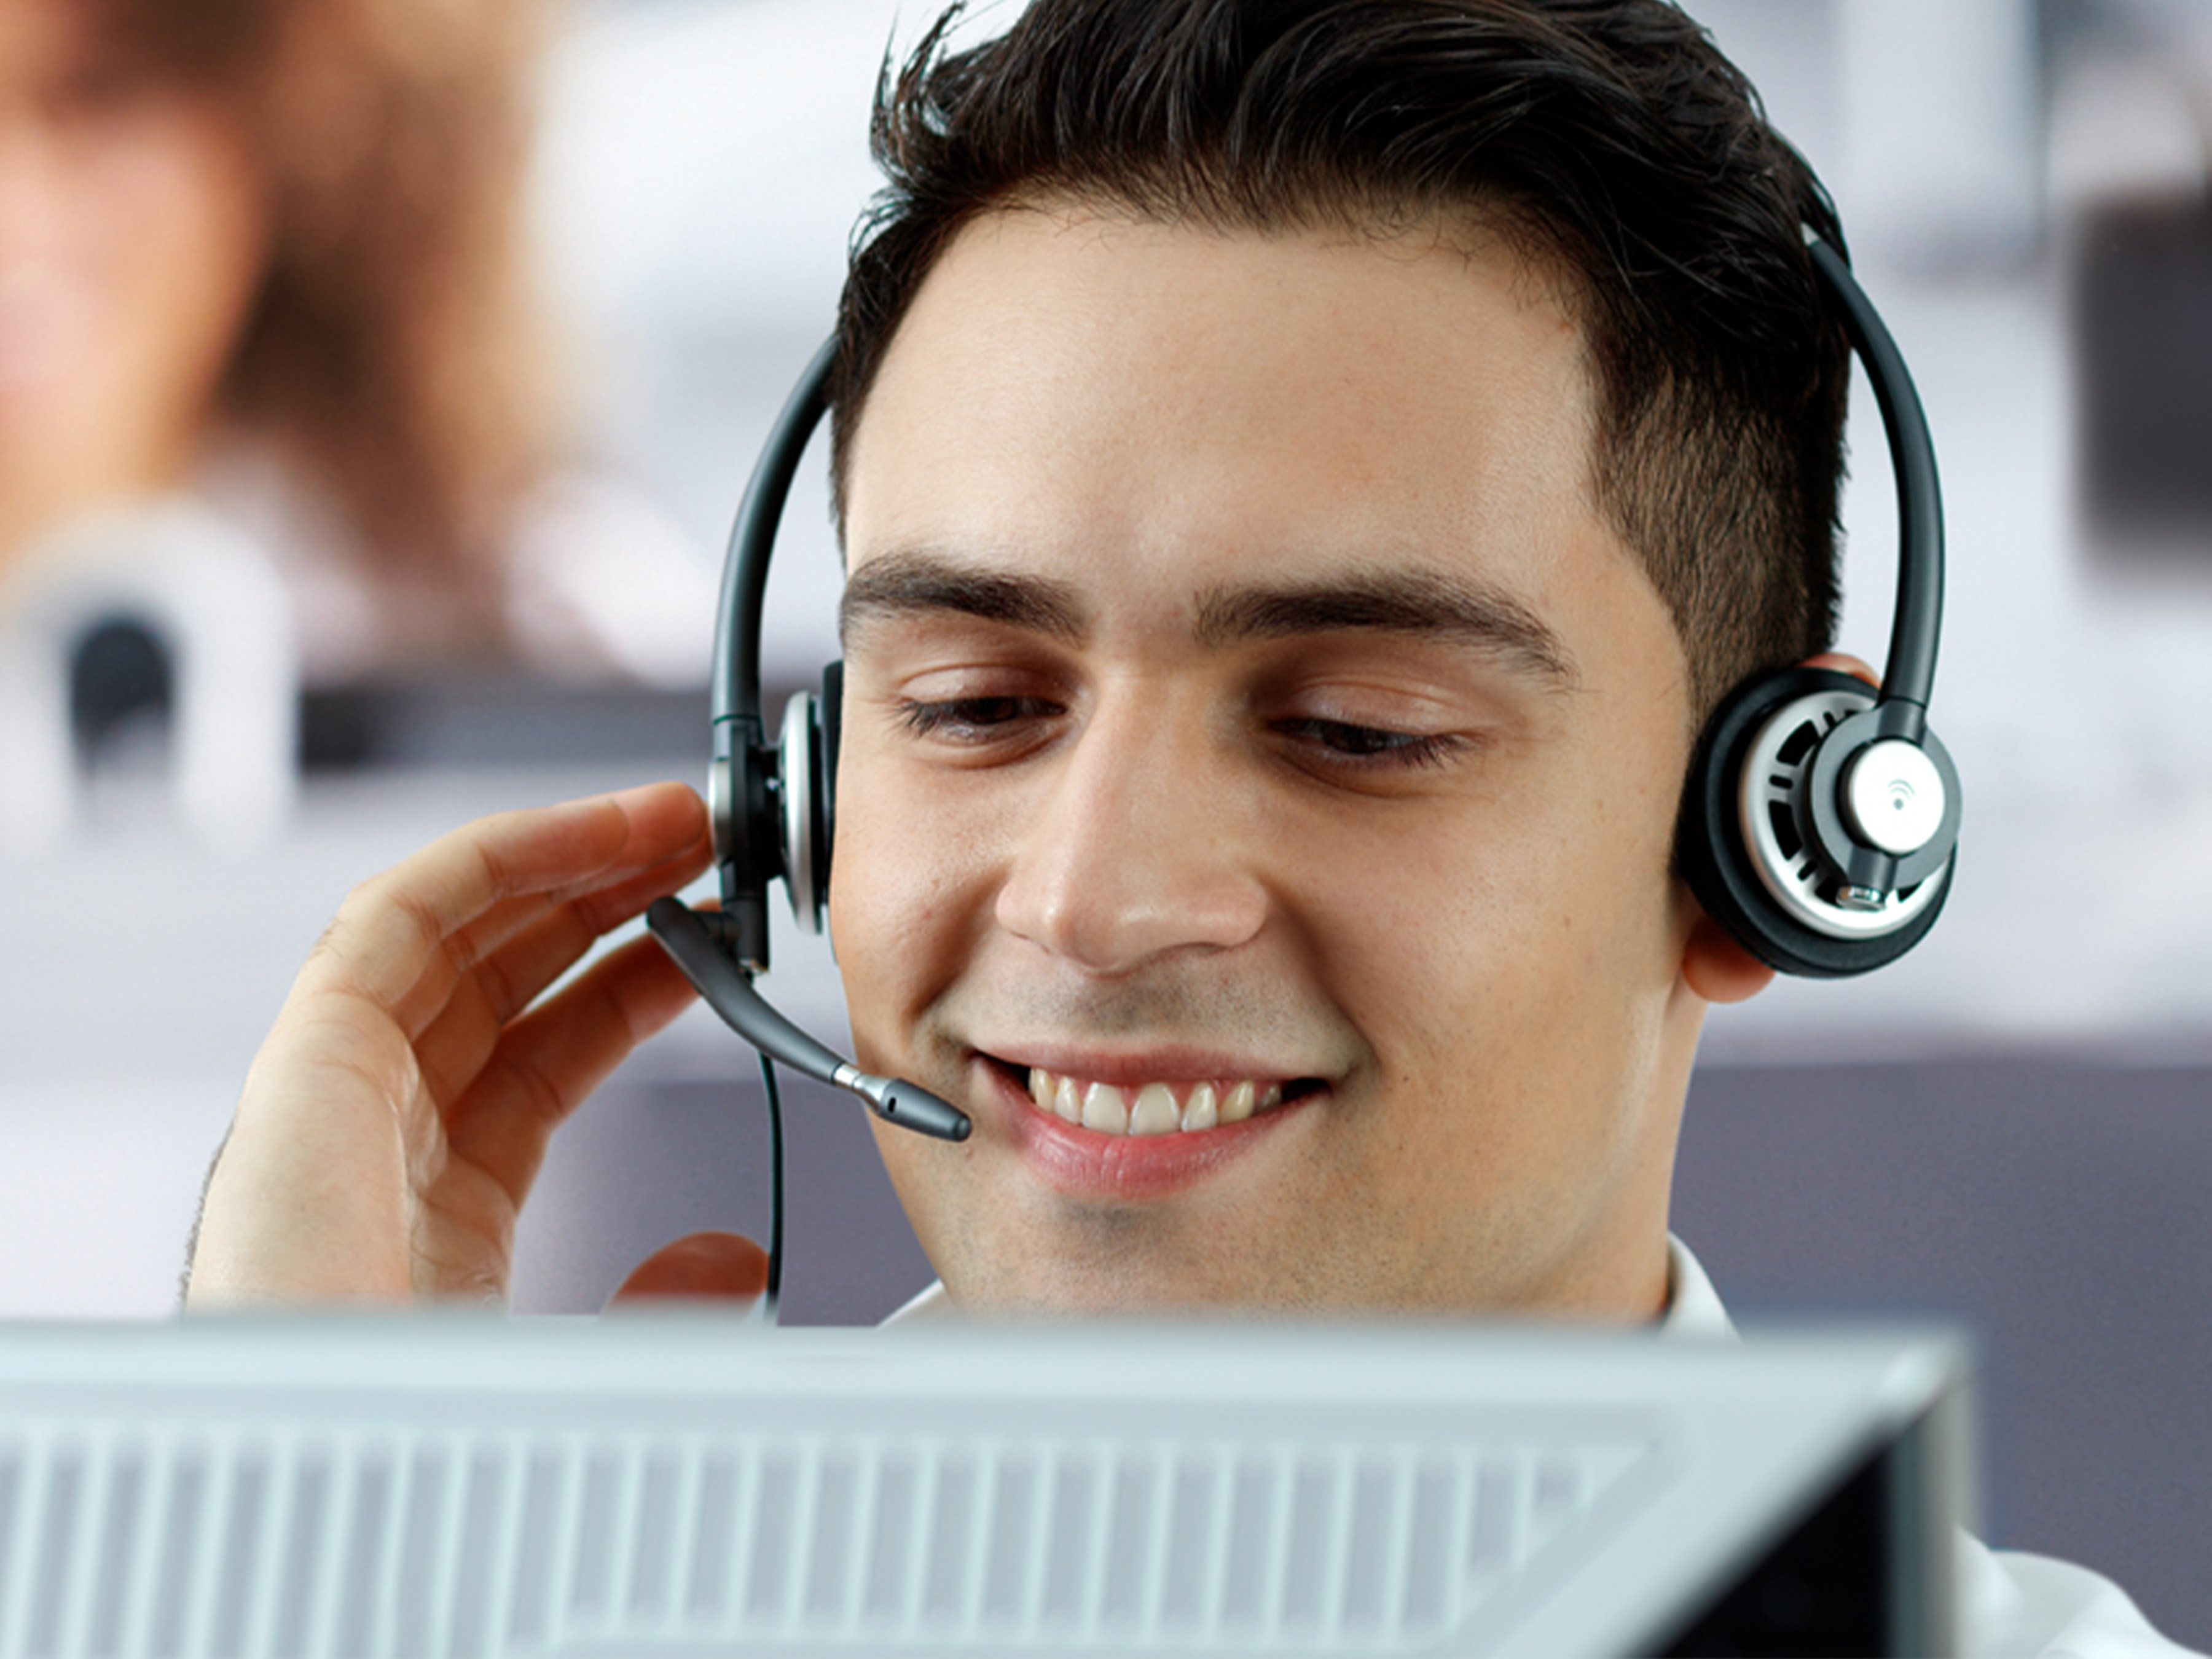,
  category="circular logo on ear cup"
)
[1738,688,1948,939]
[1842,738,1947,854]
